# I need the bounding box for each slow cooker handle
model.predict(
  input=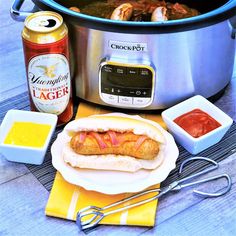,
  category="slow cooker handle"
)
[230,15,236,39]
[10,0,38,21]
